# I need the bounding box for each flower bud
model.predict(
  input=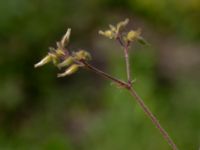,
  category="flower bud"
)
[61,28,71,47]
[34,54,52,68]
[74,50,92,61]
[49,53,59,65]
[55,49,65,56]
[99,30,115,39]
[127,29,141,42]
[109,24,116,32]
[116,18,129,32]
[57,56,74,69]
[57,64,79,77]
